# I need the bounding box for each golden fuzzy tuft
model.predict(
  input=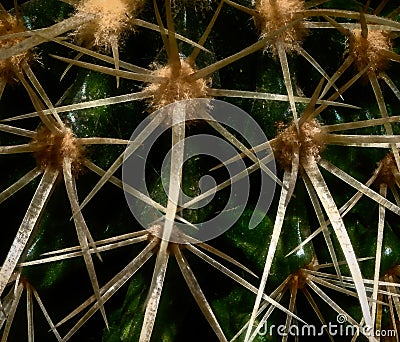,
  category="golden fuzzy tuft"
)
[274,119,326,170]
[349,29,392,73]
[254,0,306,54]
[375,152,398,187]
[145,59,210,112]
[0,15,32,84]
[74,0,144,49]
[30,126,85,175]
